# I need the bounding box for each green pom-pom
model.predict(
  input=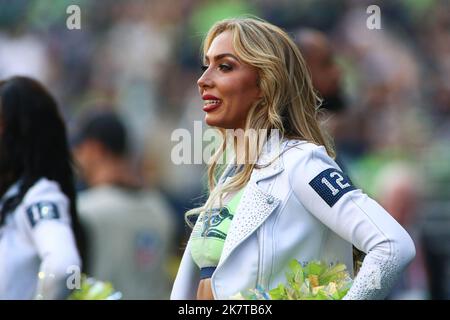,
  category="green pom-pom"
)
[67,275,122,300]
[232,259,353,300]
